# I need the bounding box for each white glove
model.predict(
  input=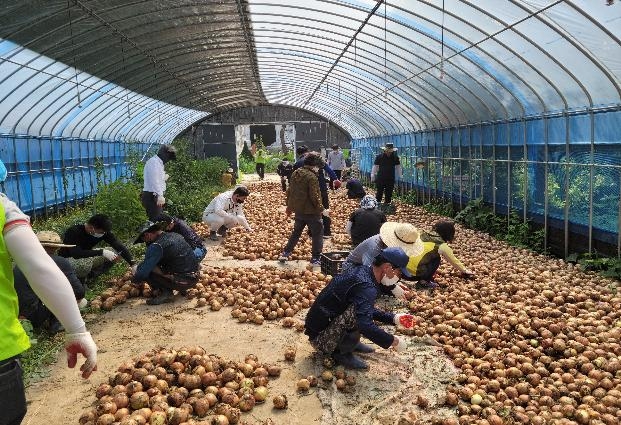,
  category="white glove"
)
[156,195,166,207]
[394,313,415,327]
[65,331,98,378]
[164,173,170,181]
[246,227,253,232]
[392,336,407,352]
[102,249,118,262]
[391,284,408,300]
[322,209,330,217]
